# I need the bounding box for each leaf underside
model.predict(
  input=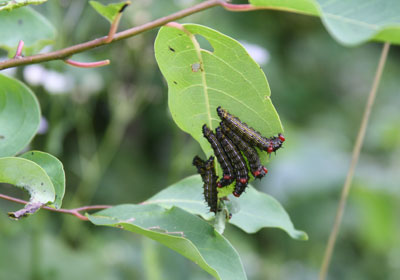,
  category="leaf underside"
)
[89,204,247,280]
[251,0,400,46]
[0,7,56,56]
[0,74,40,157]
[20,151,65,209]
[0,157,55,219]
[144,175,308,240]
